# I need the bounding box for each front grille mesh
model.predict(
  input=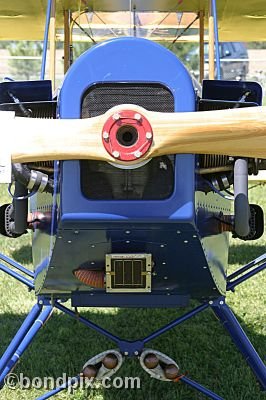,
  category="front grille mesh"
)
[81,83,174,117]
